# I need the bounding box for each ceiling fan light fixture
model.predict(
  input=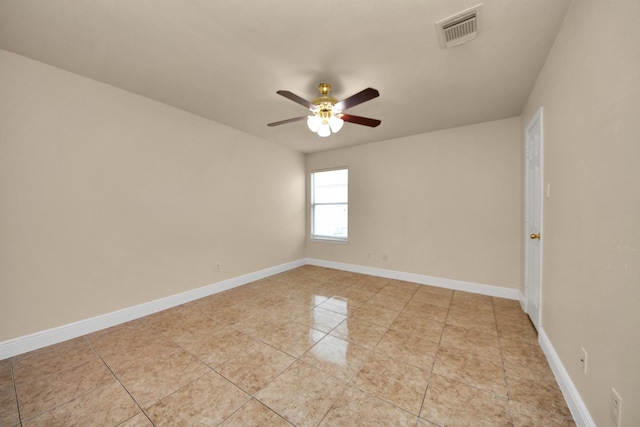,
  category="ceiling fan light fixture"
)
[329,115,344,133]
[306,86,344,137]
[268,83,381,137]
[317,122,331,137]
[307,115,321,132]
